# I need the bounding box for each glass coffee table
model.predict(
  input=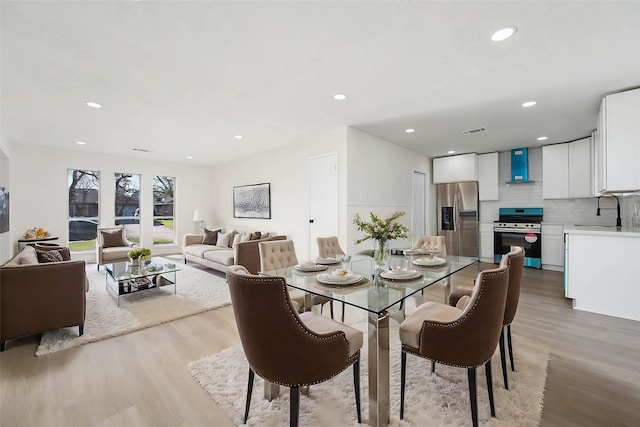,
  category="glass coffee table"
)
[104,258,180,306]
